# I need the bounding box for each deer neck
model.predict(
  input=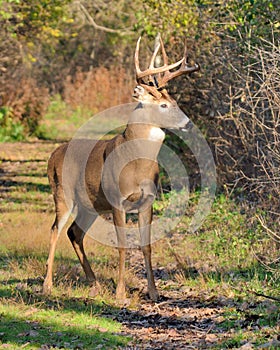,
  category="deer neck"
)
[123,123,165,159]
[124,123,165,142]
